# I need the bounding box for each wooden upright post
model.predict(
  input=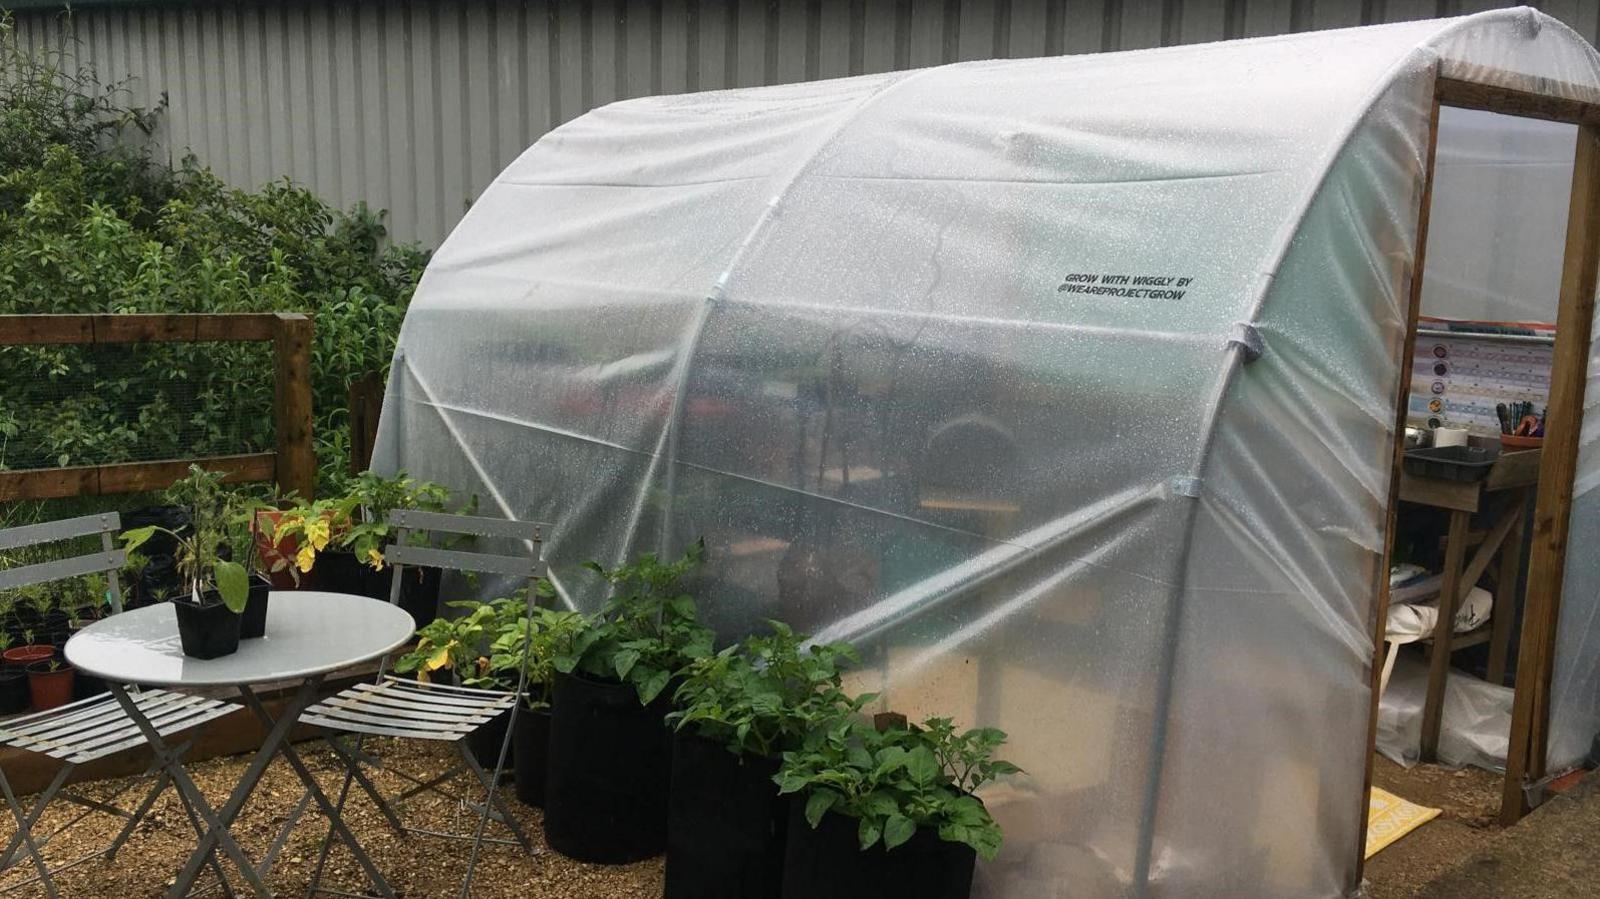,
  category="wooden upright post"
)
[1501,123,1600,825]
[1356,87,1439,881]
[273,313,317,501]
